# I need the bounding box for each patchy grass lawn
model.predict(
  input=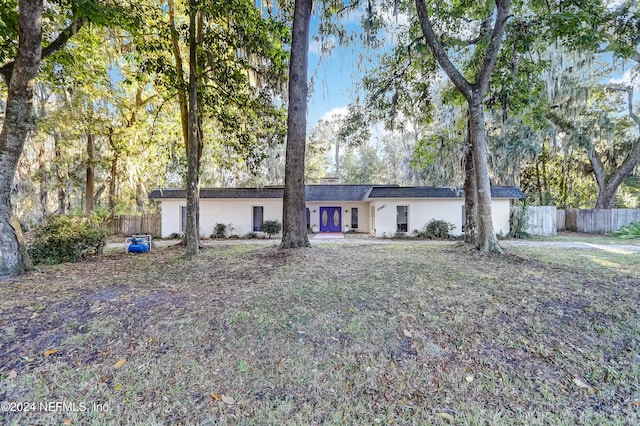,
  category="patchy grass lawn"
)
[1,241,638,425]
